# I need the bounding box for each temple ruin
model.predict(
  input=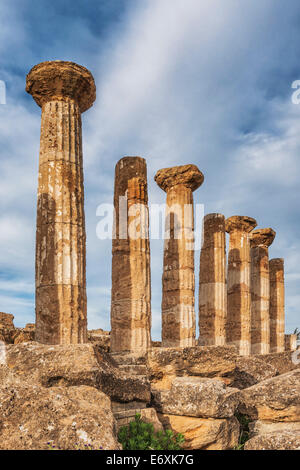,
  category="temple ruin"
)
[0,59,299,451]
[22,60,294,356]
